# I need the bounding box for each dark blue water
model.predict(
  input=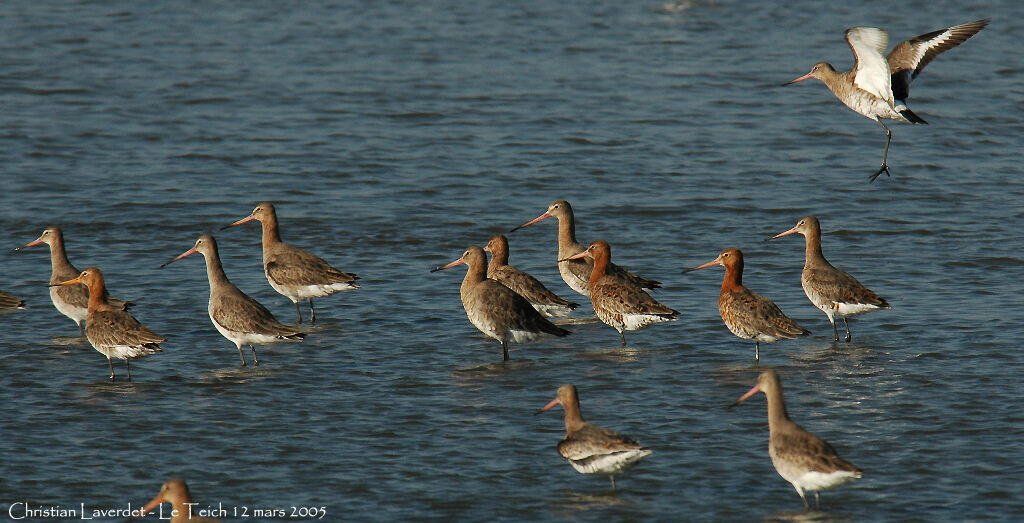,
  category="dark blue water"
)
[1,0,1022,521]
